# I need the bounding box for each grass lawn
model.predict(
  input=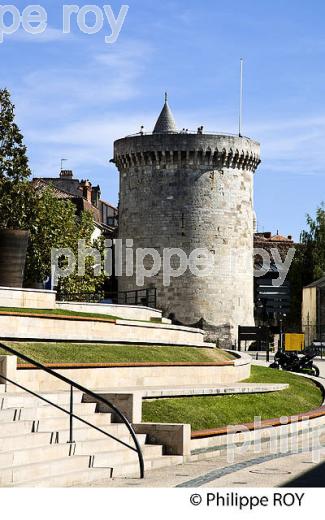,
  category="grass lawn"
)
[142,365,323,431]
[0,342,234,365]
[0,307,119,321]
